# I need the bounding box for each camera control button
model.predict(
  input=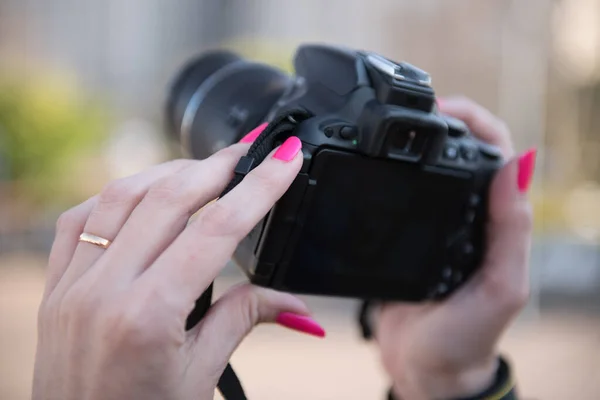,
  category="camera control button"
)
[460,145,478,161]
[324,127,334,138]
[436,283,449,295]
[460,242,475,265]
[468,194,481,207]
[448,128,466,138]
[442,267,453,279]
[479,142,503,160]
[465,210,476,224]
[339,126,358,140]
[453,271,463,284]
[447,230,476,267]
[444,144,459,160]
[444,116,468,138]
